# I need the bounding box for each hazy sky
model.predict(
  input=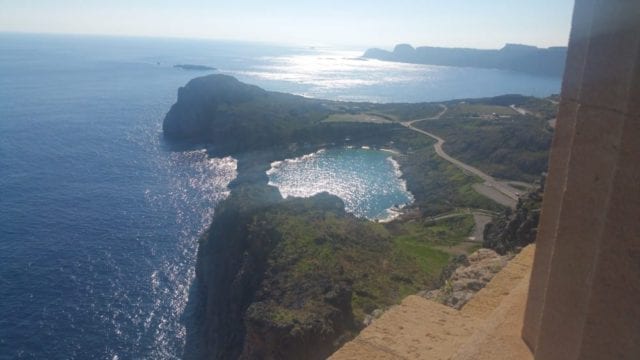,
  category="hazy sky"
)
[0,0,575,48]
